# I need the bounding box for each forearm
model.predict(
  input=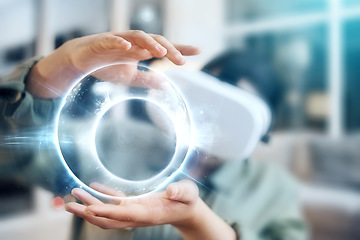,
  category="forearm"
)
[173,199,237,240]
[25,43,83,99]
